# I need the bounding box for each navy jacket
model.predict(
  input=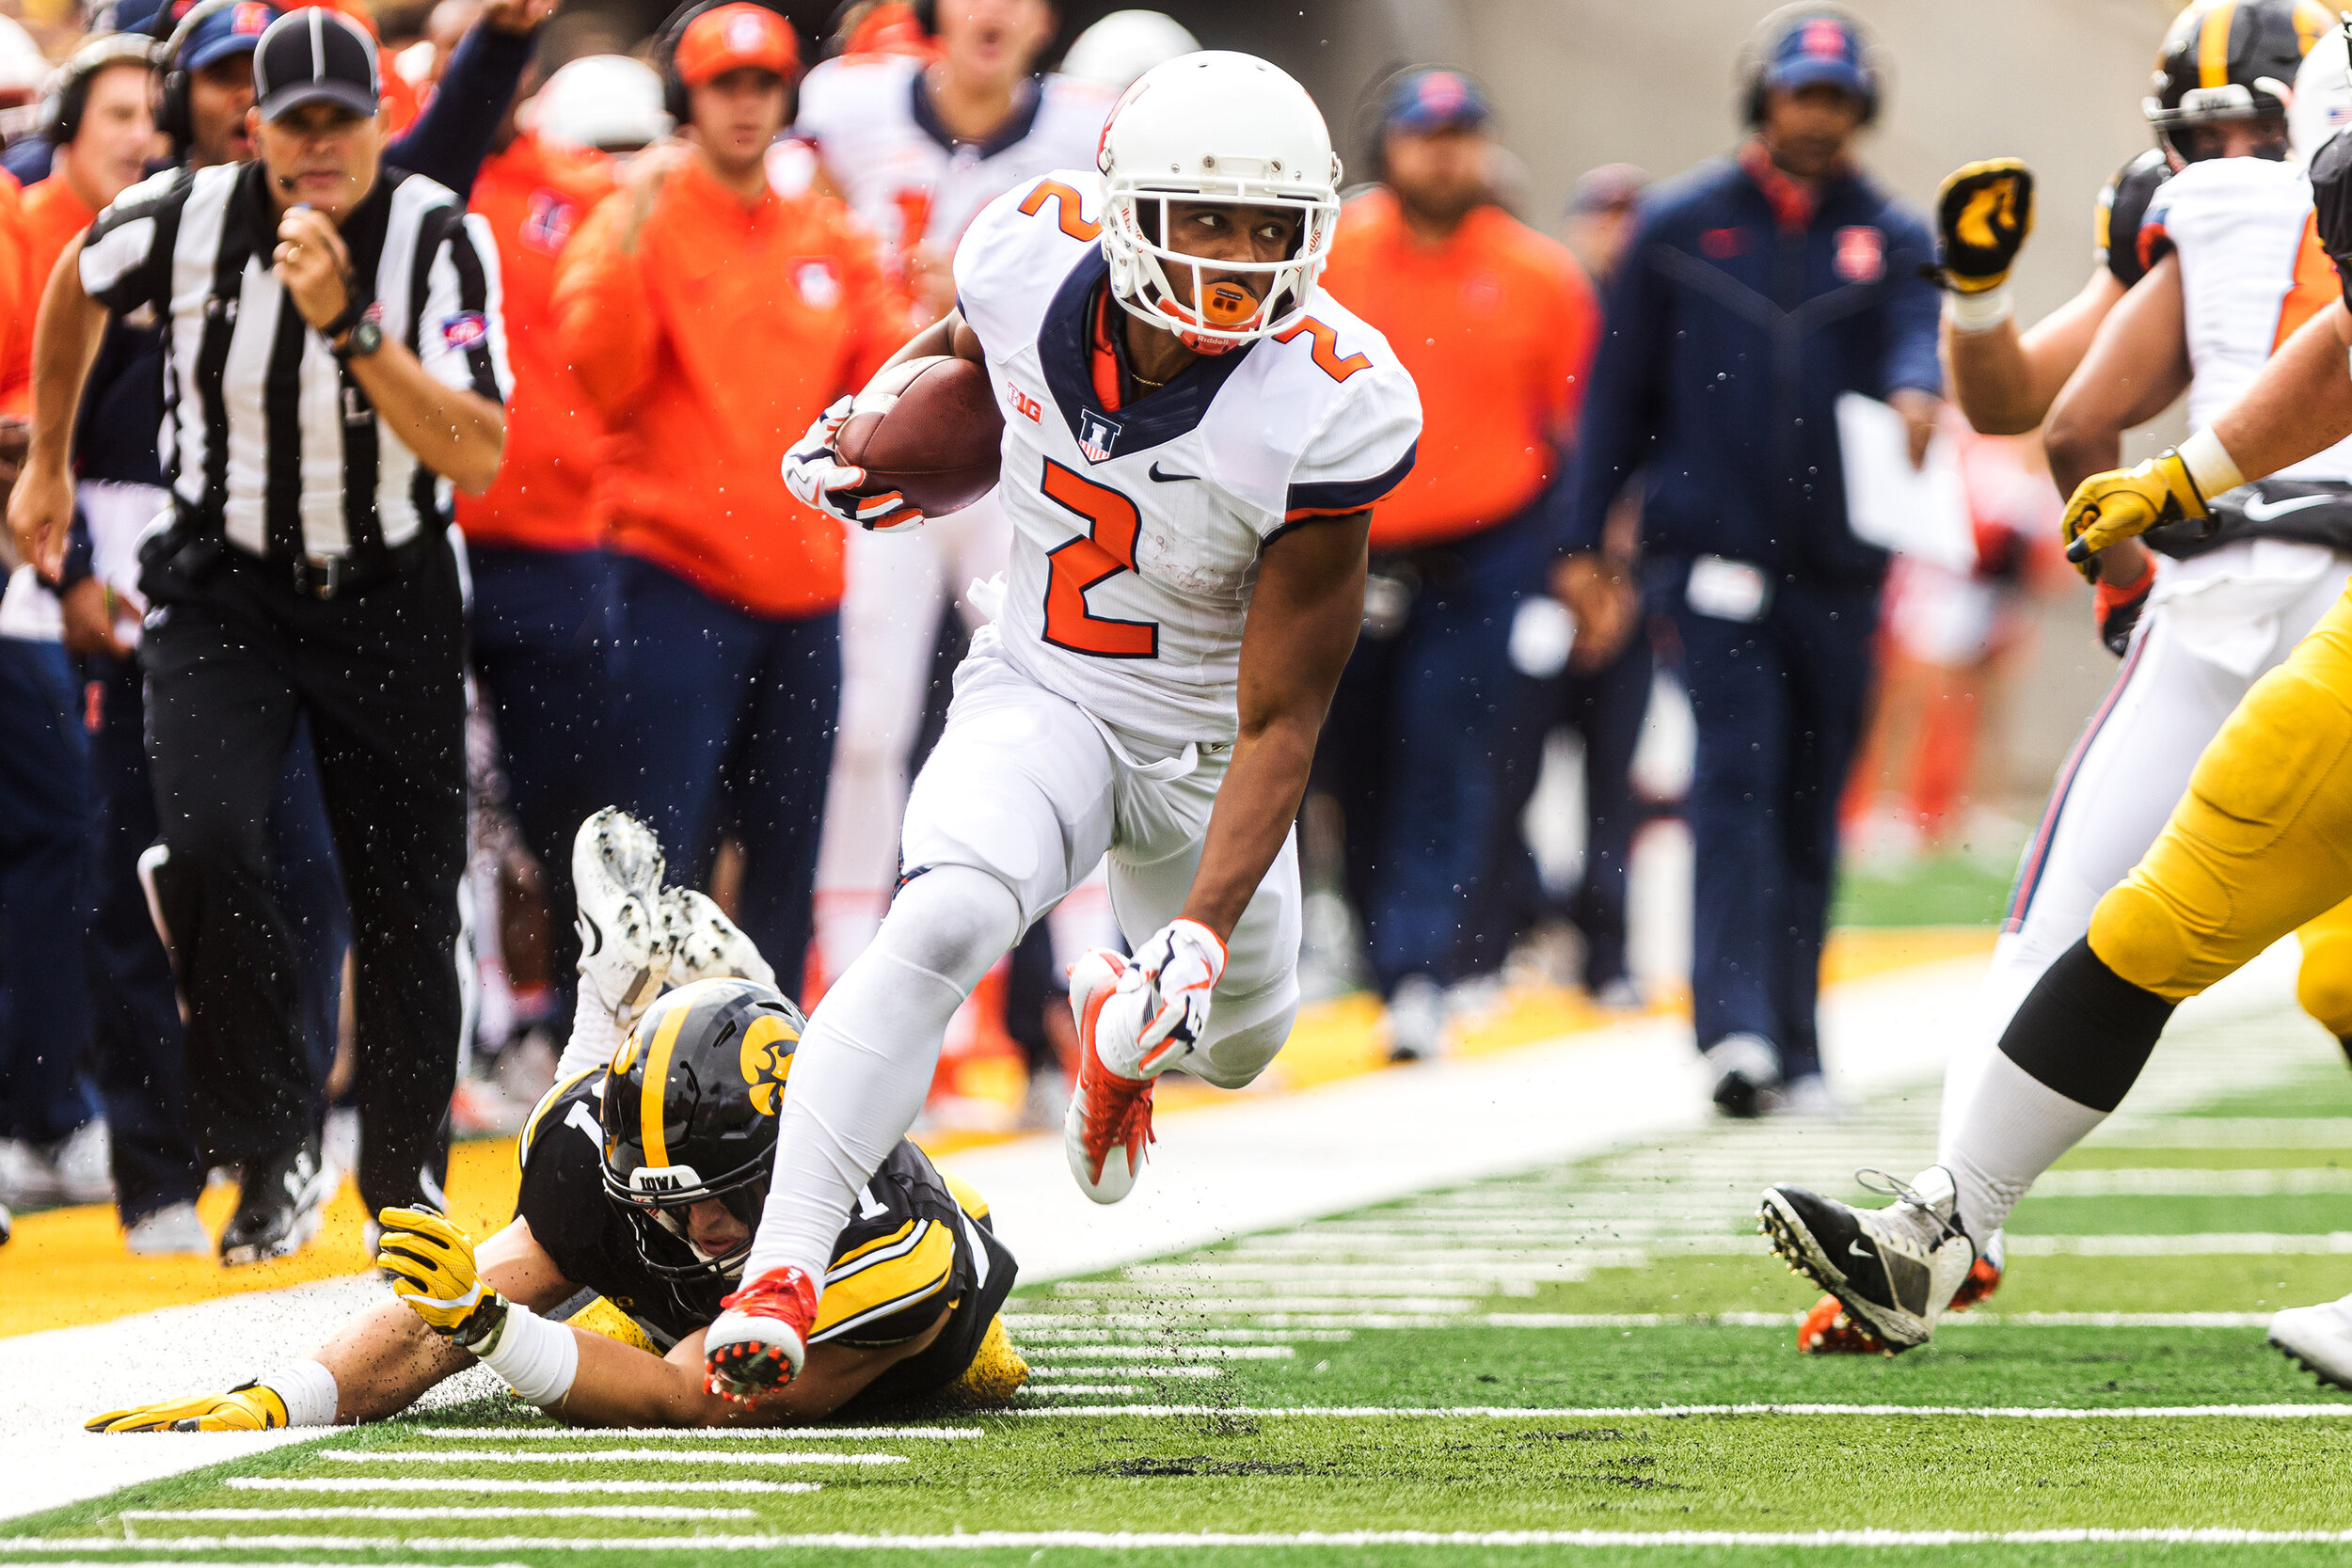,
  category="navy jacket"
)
[1560,148,1941,587]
